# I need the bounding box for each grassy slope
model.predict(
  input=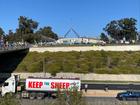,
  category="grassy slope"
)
[15,51,140,75]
